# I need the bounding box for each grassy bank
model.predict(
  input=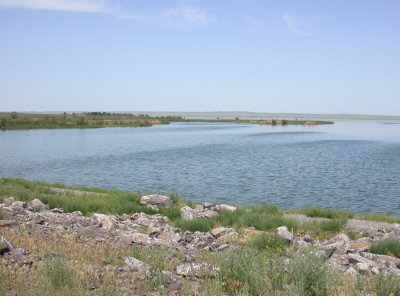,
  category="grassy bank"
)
[0,178,398,240]
[0,112,333,130]
[2,226,400,295]
[2,177,400,295]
